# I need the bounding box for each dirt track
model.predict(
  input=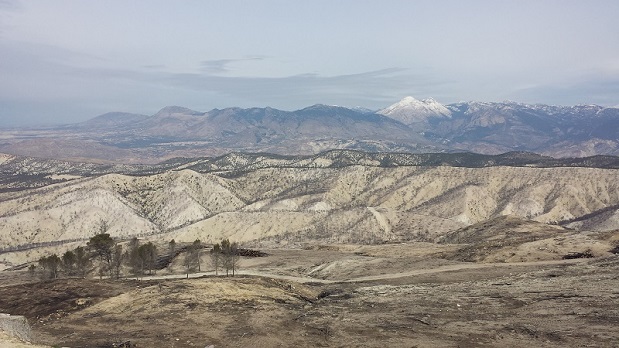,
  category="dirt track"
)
[142,258,587,284]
